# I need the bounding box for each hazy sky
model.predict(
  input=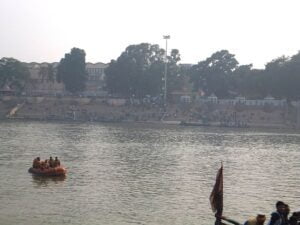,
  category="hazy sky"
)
[1,0,300,68]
